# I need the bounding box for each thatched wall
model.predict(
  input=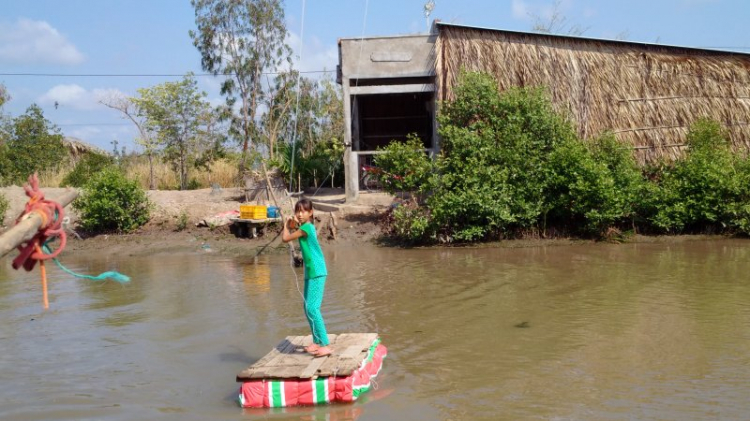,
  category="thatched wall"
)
[435,25,750,164]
